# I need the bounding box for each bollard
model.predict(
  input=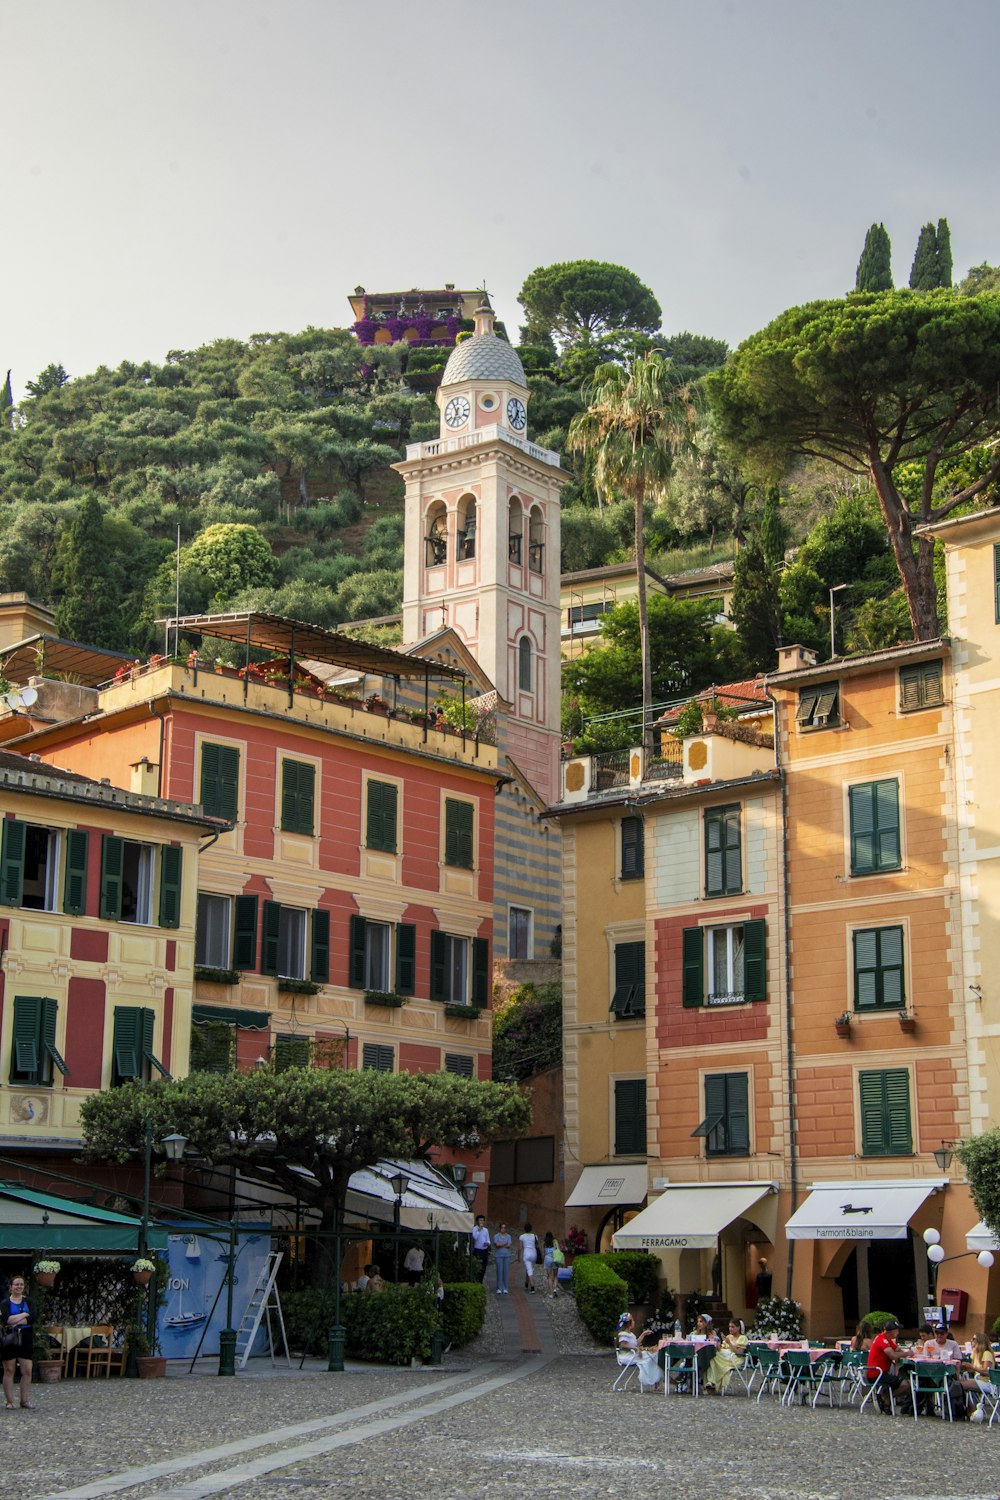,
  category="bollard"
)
[429,1327,446,1366]
[218,1328,236,1377]
[328,1324,345,1372]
